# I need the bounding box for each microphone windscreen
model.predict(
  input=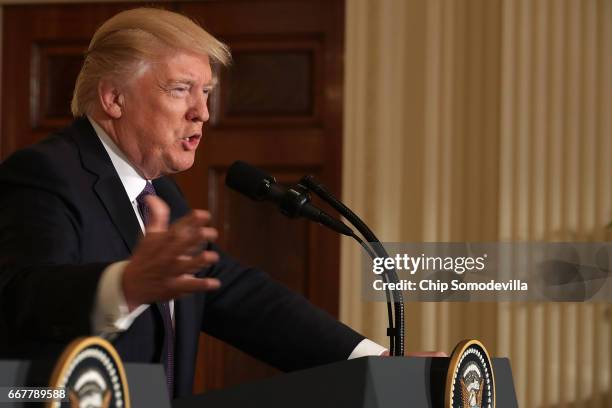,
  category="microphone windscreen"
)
[225,161,275,200]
